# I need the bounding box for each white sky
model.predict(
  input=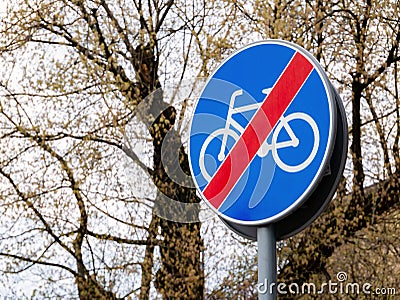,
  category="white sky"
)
[0,0,6,15]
